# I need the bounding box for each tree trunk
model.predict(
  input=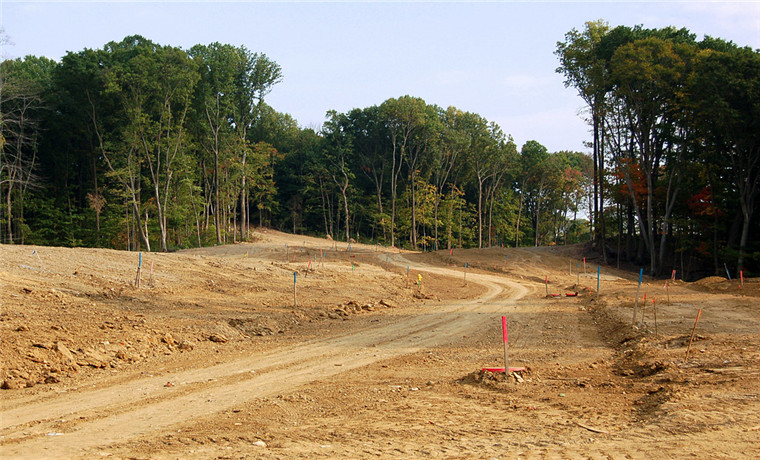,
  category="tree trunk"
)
[598,119,608,263]
[477,177,483,248]
[342,181,350,243]
[214,150,222,244]
[515,193,523,248]
[410,171,417,250]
